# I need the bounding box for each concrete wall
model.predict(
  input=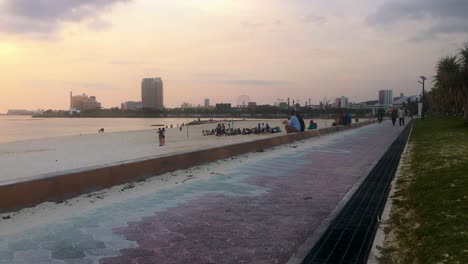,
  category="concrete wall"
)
[0,121,374,213]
